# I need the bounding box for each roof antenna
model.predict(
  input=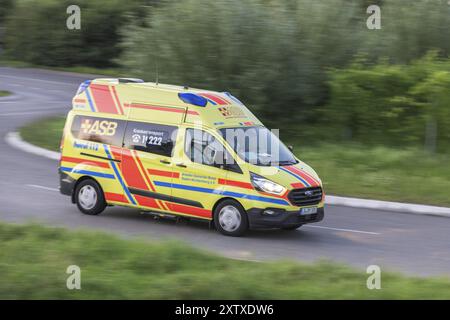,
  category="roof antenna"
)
[155,58,159,85]
[155,26,160,86]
